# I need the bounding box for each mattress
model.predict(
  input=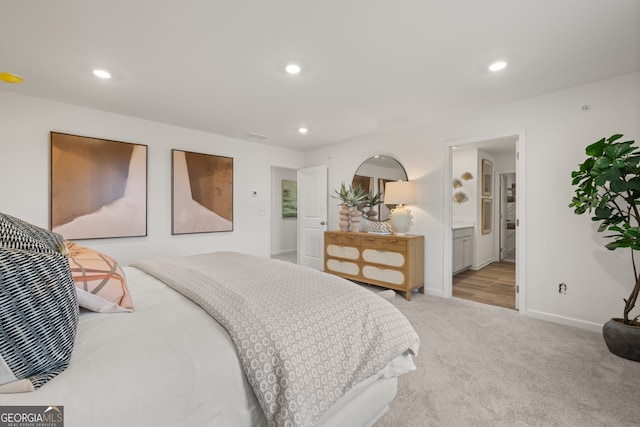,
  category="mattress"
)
[0,266,412,426]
